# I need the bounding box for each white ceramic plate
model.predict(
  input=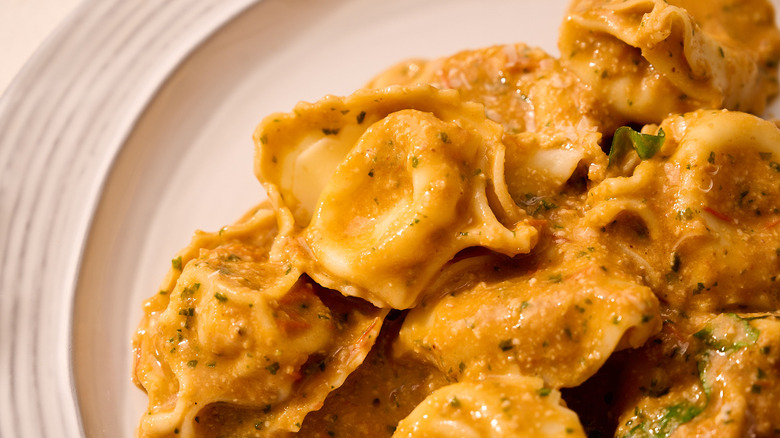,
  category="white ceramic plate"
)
[2,0,779,436]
